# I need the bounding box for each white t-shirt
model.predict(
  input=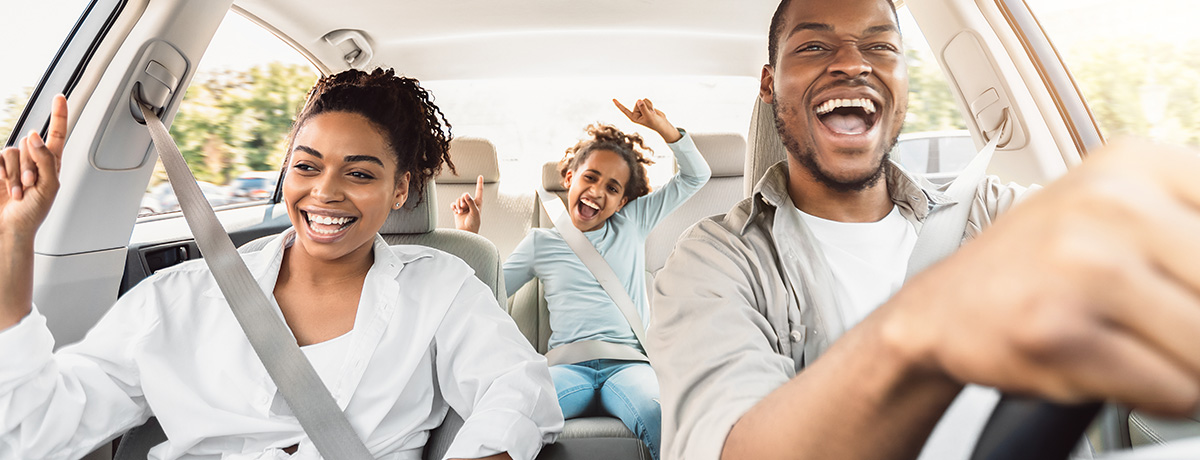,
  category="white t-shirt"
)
[796,204,917,325]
